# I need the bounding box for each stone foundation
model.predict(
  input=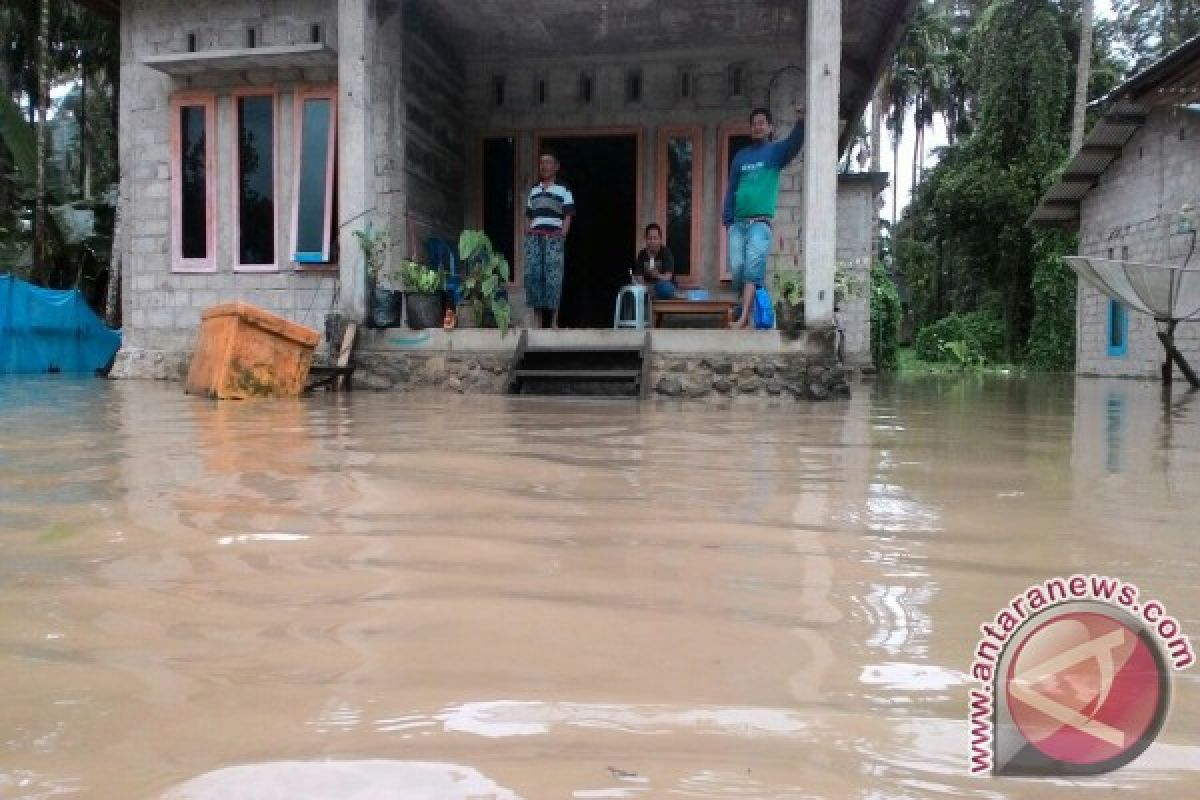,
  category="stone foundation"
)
[354,351,512,393]
[111,328,856,401]
[109,347,191,382]
[647,355,852,401]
